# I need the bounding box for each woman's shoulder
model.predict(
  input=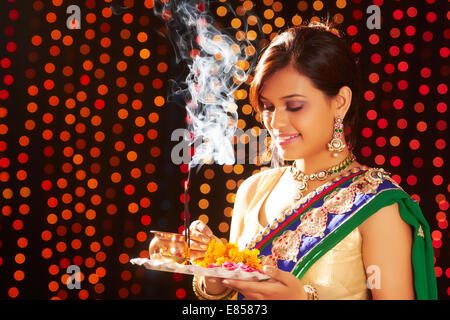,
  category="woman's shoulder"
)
[353,166,421,235]
[239,166,287,190]
[352,166,405,194]
[343,166,419,218]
